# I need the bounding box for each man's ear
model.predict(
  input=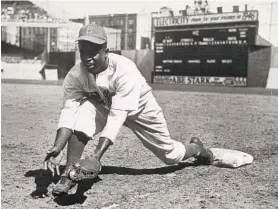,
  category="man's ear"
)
[105,48,109,54]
